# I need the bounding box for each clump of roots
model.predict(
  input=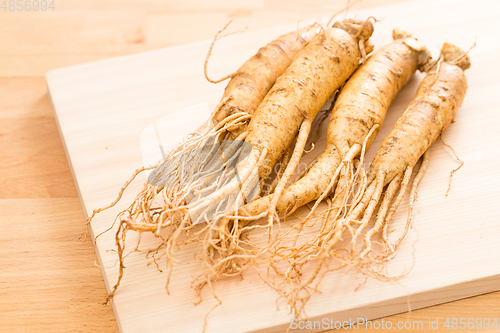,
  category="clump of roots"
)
[260,150,430,318]
[190,125,430,319]
[89,111,261,300]
[190,100,339,296]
